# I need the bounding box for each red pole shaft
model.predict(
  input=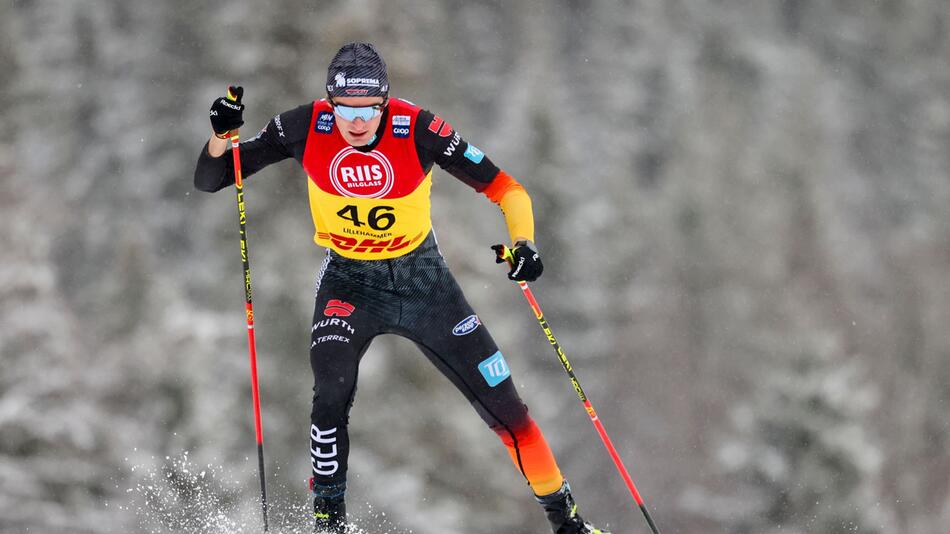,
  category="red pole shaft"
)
[231,135,265,446]
[230,130,269,531]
